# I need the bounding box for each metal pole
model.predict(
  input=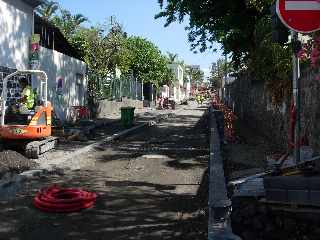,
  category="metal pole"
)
[110,78,112,100]
[119,77,122,101]
[135,76,138,100]
[292,31,301,164]
[141,80,144,101]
